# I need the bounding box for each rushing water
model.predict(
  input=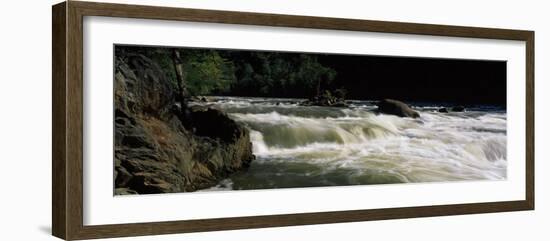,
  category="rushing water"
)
[192,96,507,191]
